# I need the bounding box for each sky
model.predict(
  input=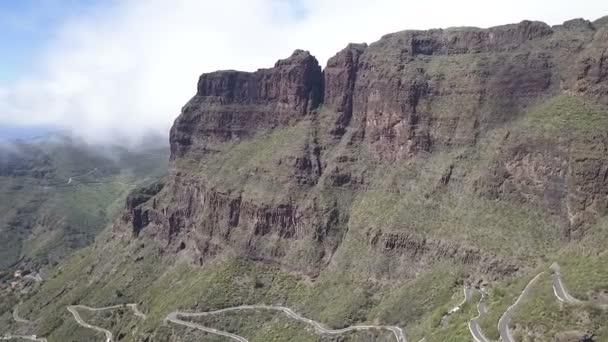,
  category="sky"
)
[0,0,606,145]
